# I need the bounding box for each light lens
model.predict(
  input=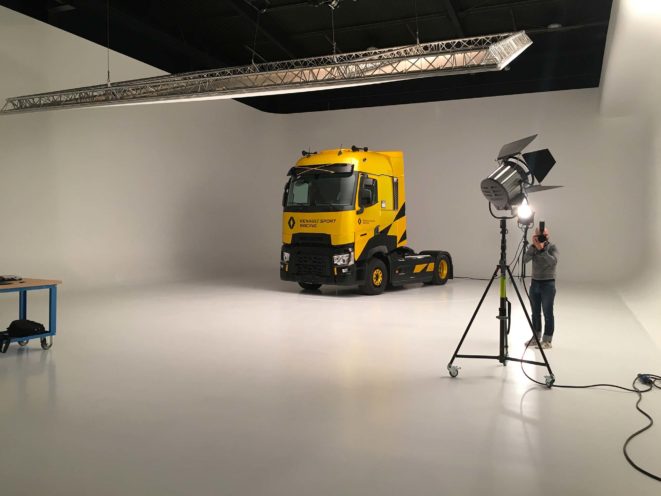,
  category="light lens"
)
[282,251,290,263]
